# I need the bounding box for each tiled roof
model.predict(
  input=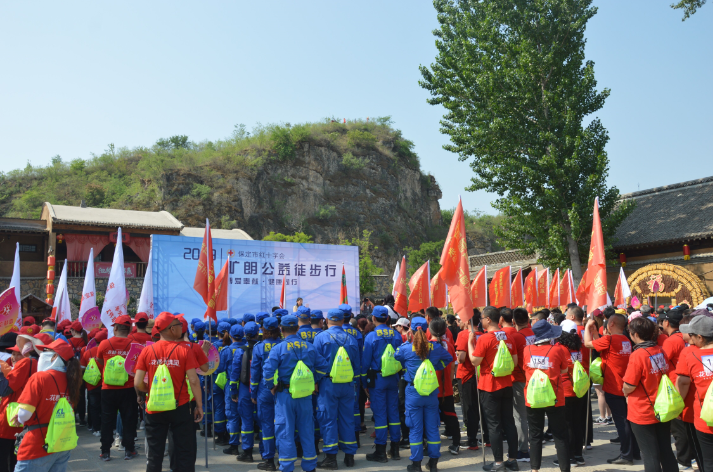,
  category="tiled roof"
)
[469,249,538,275]
[180,227,253,240]
[44,203,184,231]
[0,218,48,233]
[613,176,713,249]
